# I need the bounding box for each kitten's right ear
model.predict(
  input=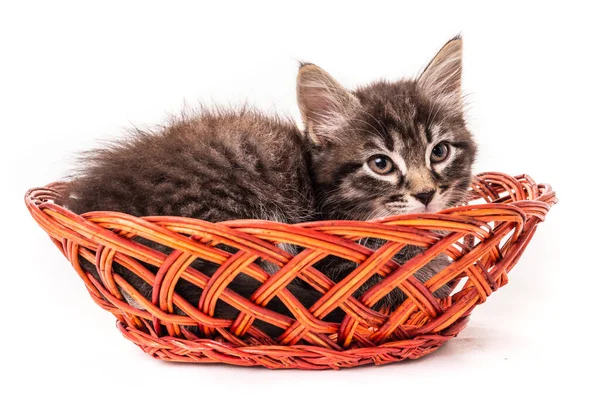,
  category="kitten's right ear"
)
[297,63,359,145]
[418,36,463,106]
